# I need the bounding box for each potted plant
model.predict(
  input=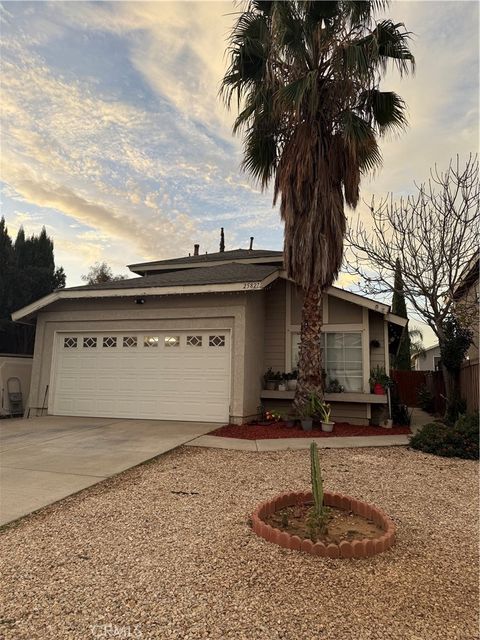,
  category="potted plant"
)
[318,402,335,432]
[286,369,298,391]
[263,367,276,390]
[369,366,393,395]
[325,378,344,393]
[278,372,288,392]
[298,393,322,431]
[273,371,283,390]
